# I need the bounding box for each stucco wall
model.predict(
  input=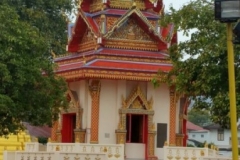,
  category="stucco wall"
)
[67,80,179,160]
[149,83,170,159]
[99,80,118,144]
